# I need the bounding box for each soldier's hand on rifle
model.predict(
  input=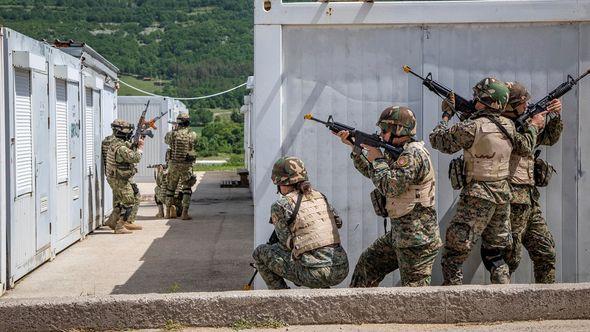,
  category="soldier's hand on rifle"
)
[441,92,456,121]
[137,137,145,150]
[335,130,354,147]
[361,144,384,162]
[531,112,547,130]
[546,99,562,115]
